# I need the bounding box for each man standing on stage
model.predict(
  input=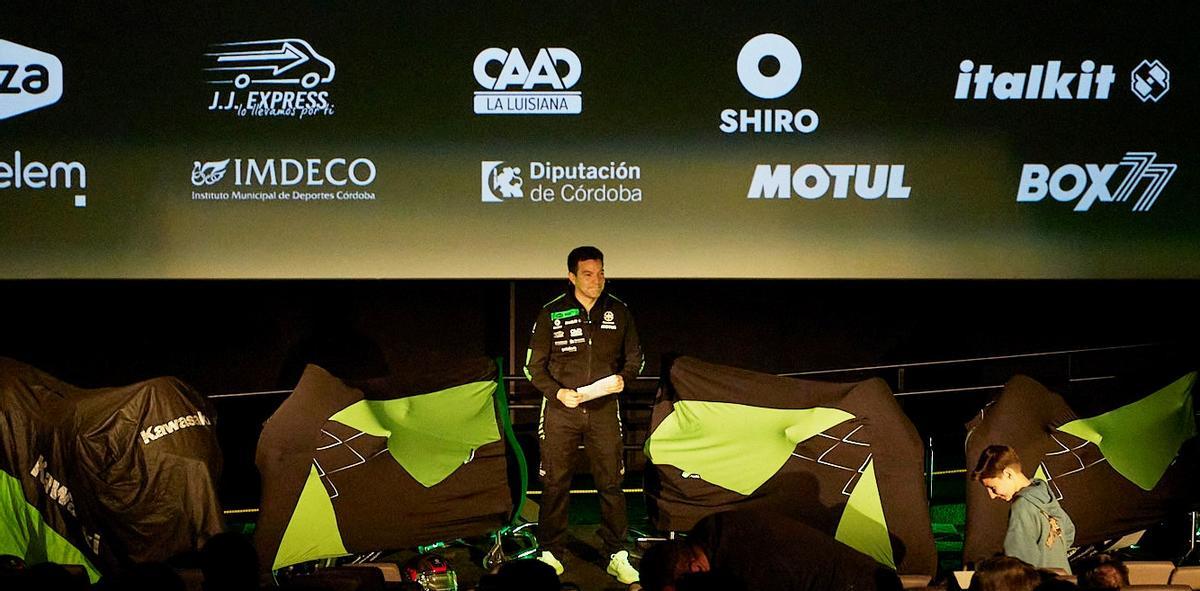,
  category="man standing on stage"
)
[525,245,644,585]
